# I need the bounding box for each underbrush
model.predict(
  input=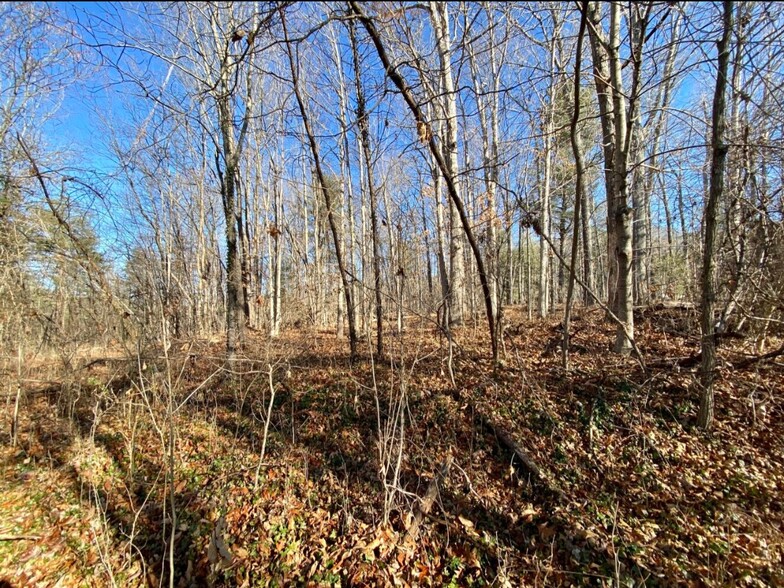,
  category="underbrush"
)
[2,308,782,586]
